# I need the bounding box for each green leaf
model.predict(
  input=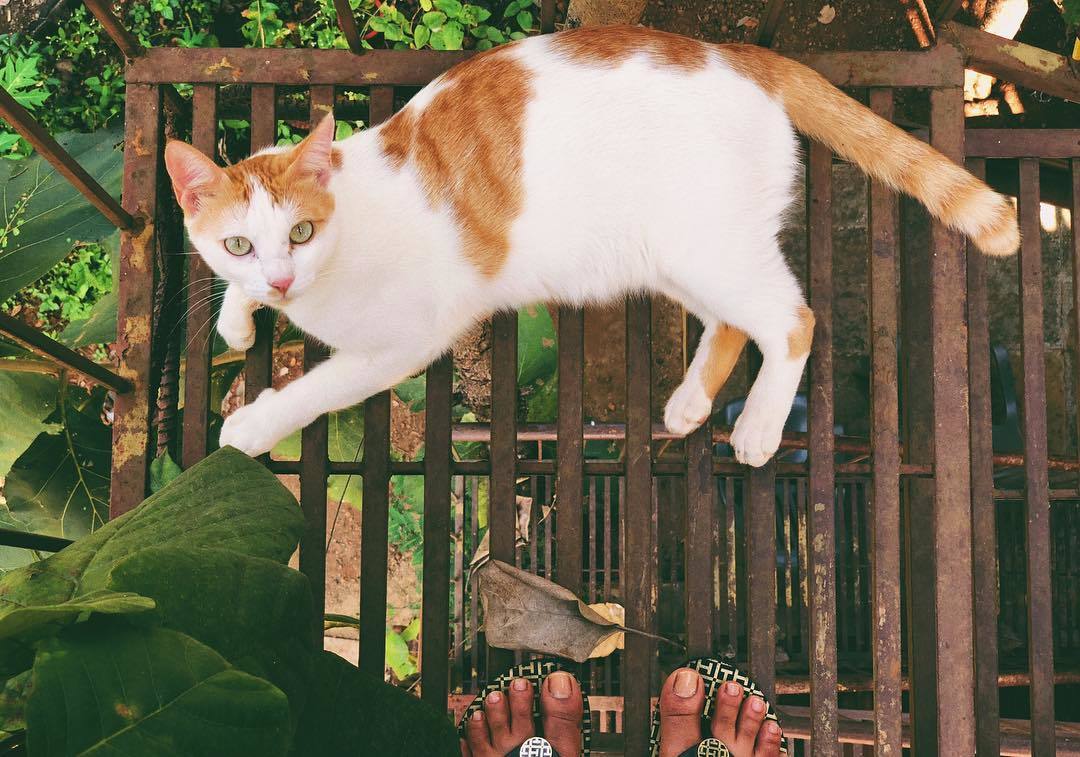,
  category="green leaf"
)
[290,651,457,756]
[384,628,415,680]
[0,448,303,672]
[27,622,290,757]
[516,9,533,30]
[0,129,123,302]
[486,26,506,43]
[442,21,465,50]
[476,39,493,50]
[433,0,463,17]
[401,617,421,642]
[274,406,364,505]
[421,10,446,27]
[57,289,116,347]
[0,372,59,478]
[1063,0,1080,25]
[0,590,154,643]
[149,451,183,493]
[509,30,526,40]
[414,24,431,47]
[393,374,426,411]
[503,0,522,18]
[517,304,557,385]
[105,547,314,723]
[420,0,433,10]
